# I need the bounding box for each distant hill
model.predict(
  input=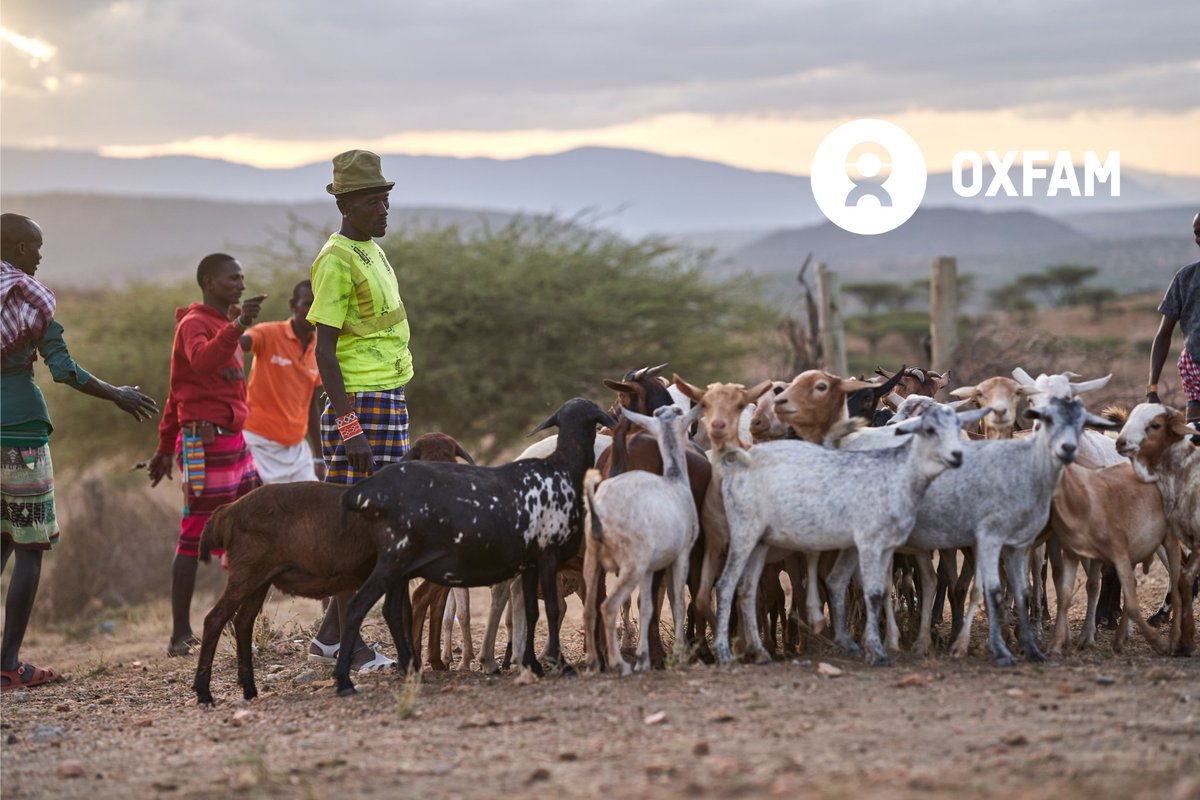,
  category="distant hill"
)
[721,205,1196,297]
[4,193,1193,295]
[4,146,1198,238]
[0,194,514,286]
